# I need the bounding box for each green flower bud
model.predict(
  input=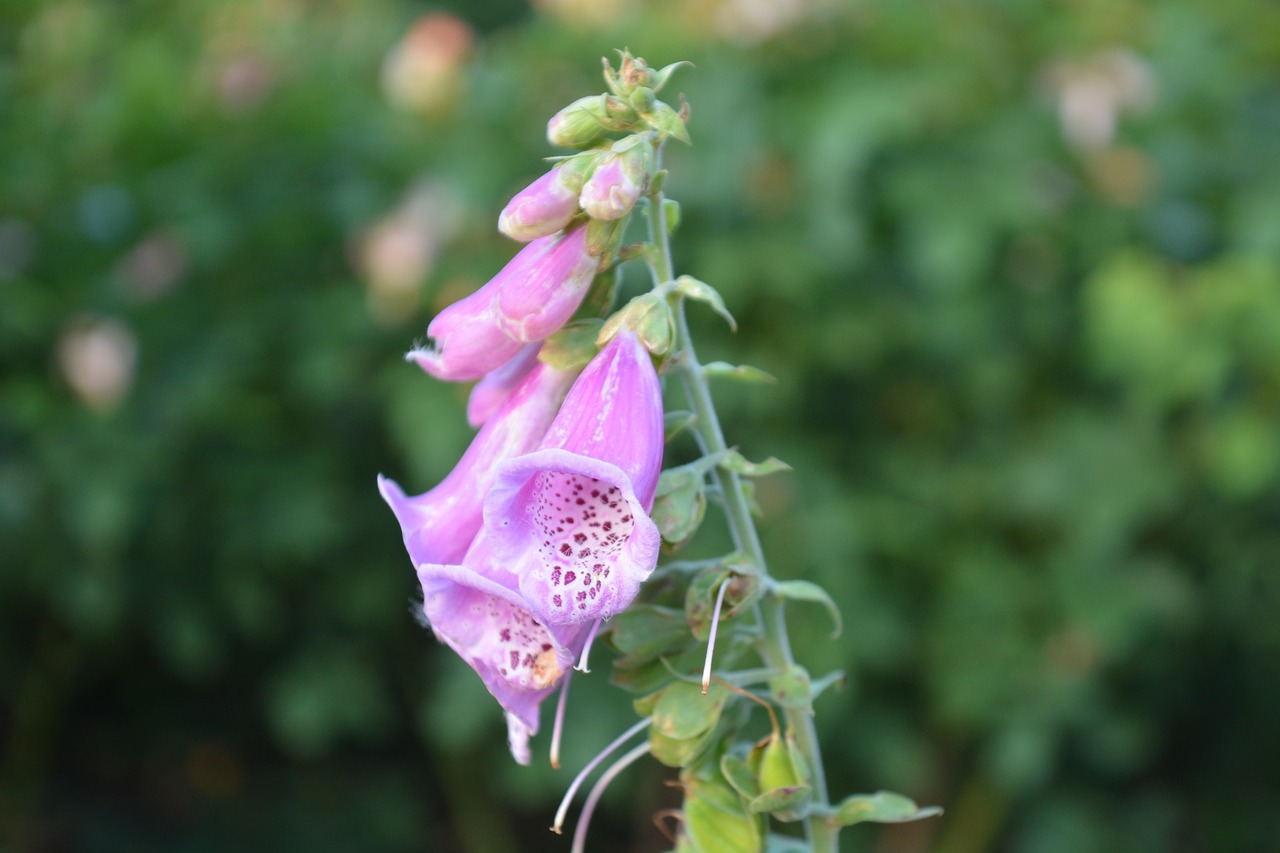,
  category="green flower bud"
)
[547,94,634,148]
